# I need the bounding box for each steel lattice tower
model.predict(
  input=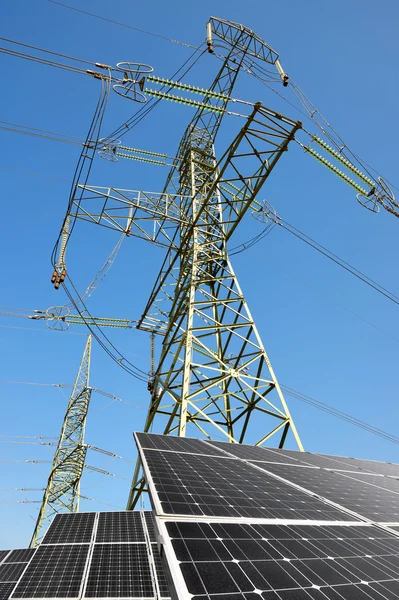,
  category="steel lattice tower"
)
[56,19,305,510]
[30,336,92,546]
